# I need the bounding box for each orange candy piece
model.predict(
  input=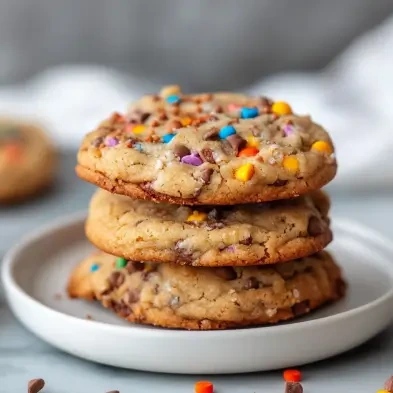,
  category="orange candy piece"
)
[195,381,214,393]
[283,369,302,383]
[238,147,259,157]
